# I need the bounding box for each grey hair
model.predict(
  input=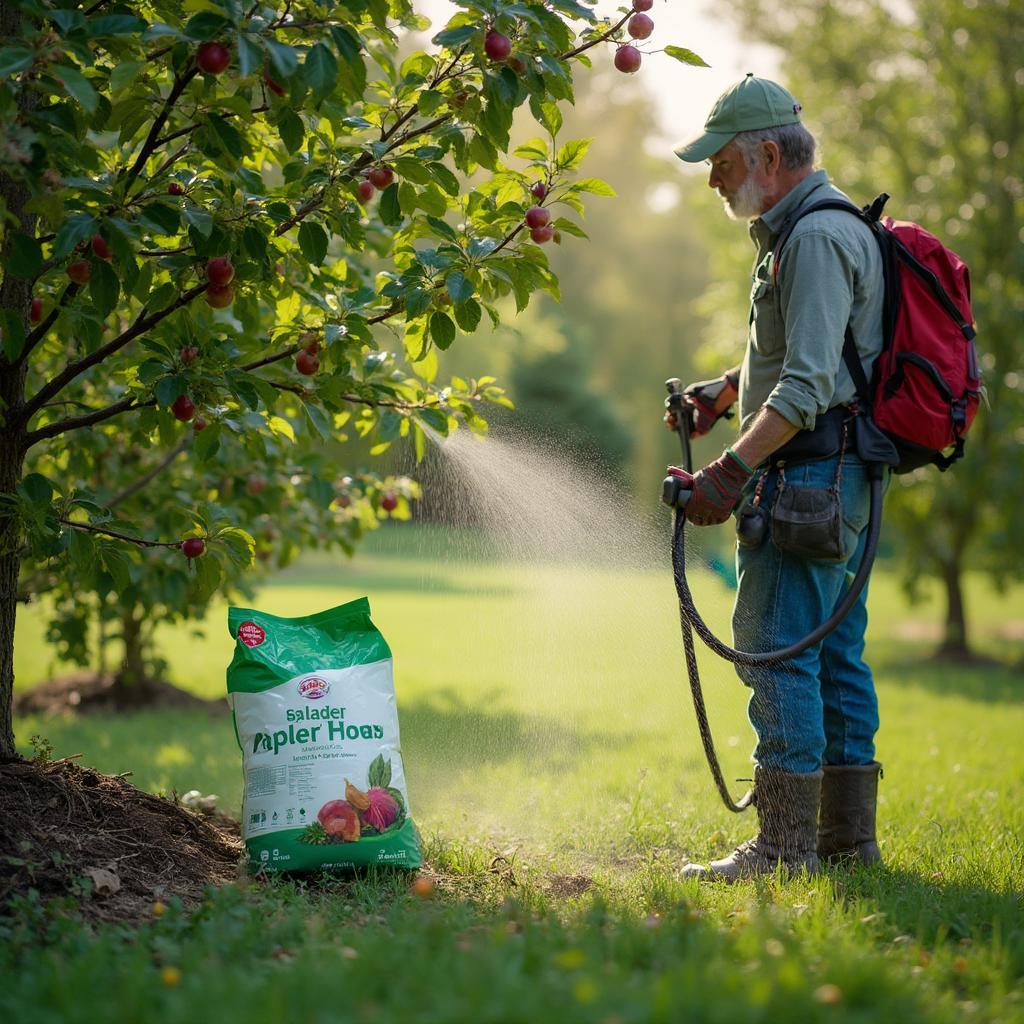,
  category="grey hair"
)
[734,124,816,171]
